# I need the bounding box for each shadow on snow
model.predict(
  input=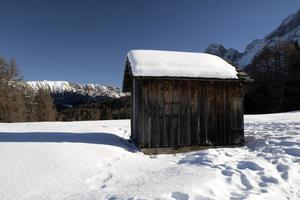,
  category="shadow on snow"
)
[0,132,137,152]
